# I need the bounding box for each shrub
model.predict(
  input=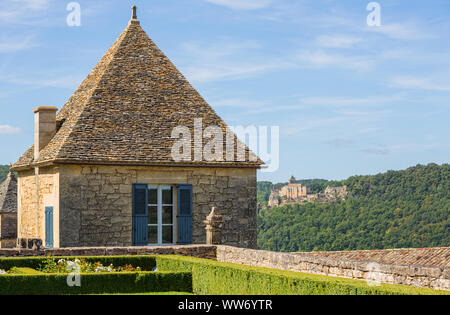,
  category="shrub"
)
[0,271,192,295]
[155,255,449,295]
[0,256,157,272]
